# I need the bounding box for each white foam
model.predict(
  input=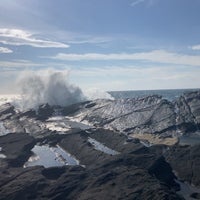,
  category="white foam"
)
[0,94,20,106]
[46,122,70,132]
[46,116,71,133]
[16,70,86,110]
[84,88,114,100]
